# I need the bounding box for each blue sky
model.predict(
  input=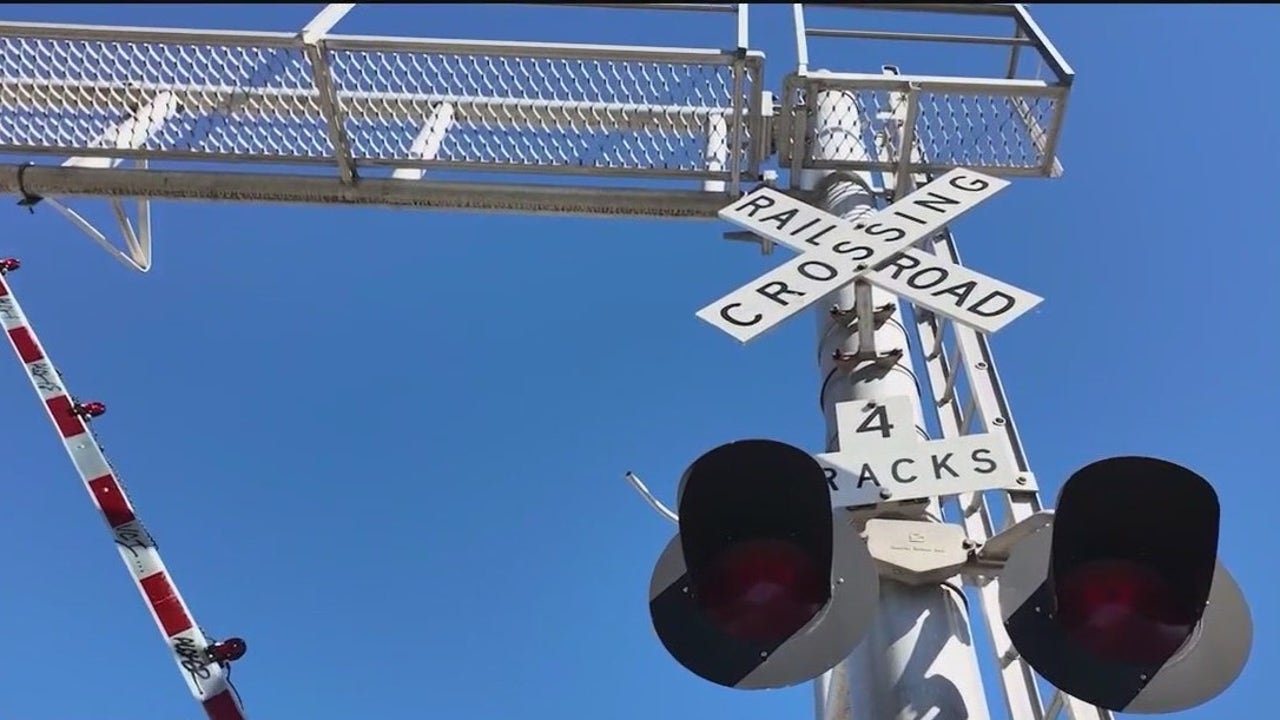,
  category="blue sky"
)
[0,4,1276,719]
